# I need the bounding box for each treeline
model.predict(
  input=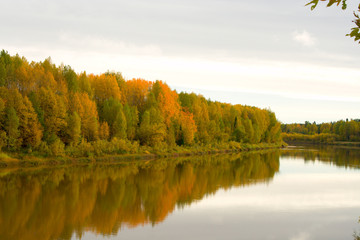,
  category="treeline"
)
[282,119,360,143]
[0,50,281,157]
